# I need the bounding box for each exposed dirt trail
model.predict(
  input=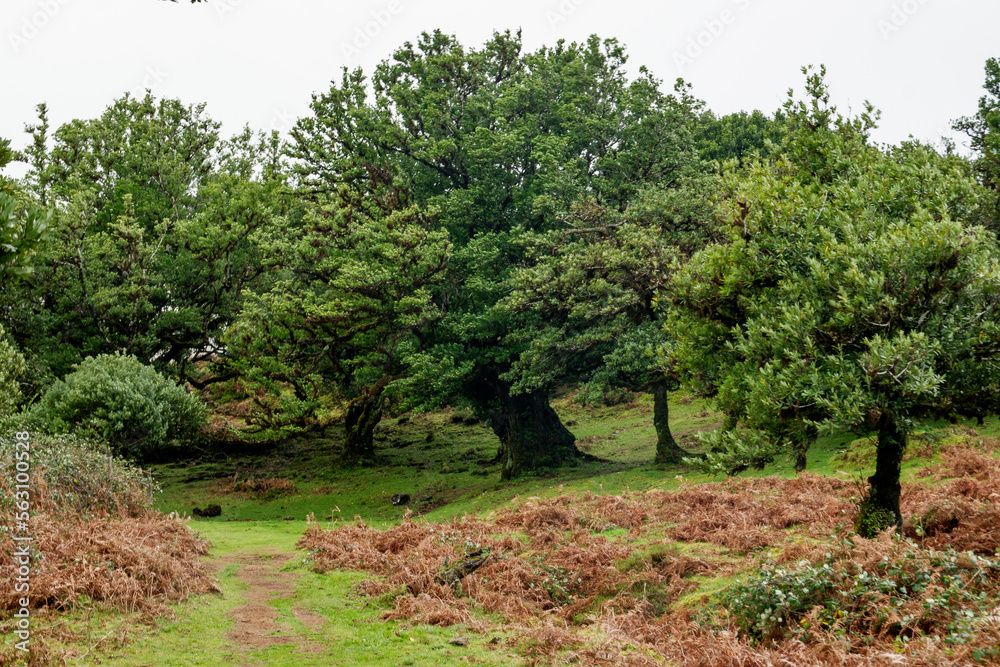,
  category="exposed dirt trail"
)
[215,550,327,662]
